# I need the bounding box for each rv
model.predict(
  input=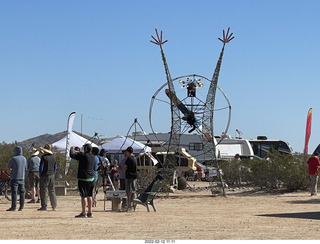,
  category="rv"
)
[130,133,292,163]
[216,136,254,159]
[249,136,293,158]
